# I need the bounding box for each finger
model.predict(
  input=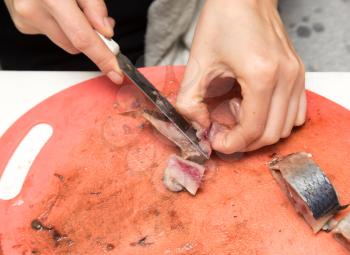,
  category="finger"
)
[176,57,212,128]
[28,8,79,54]
[245,88,289,151]
[210,77,273,154]
[41,18,80,54]
[246,60,299,151]
[45,0,123,83]
[4,0,41,34]
[77,0,114,38]
[280,66,305,137]
[295,89,307,126]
